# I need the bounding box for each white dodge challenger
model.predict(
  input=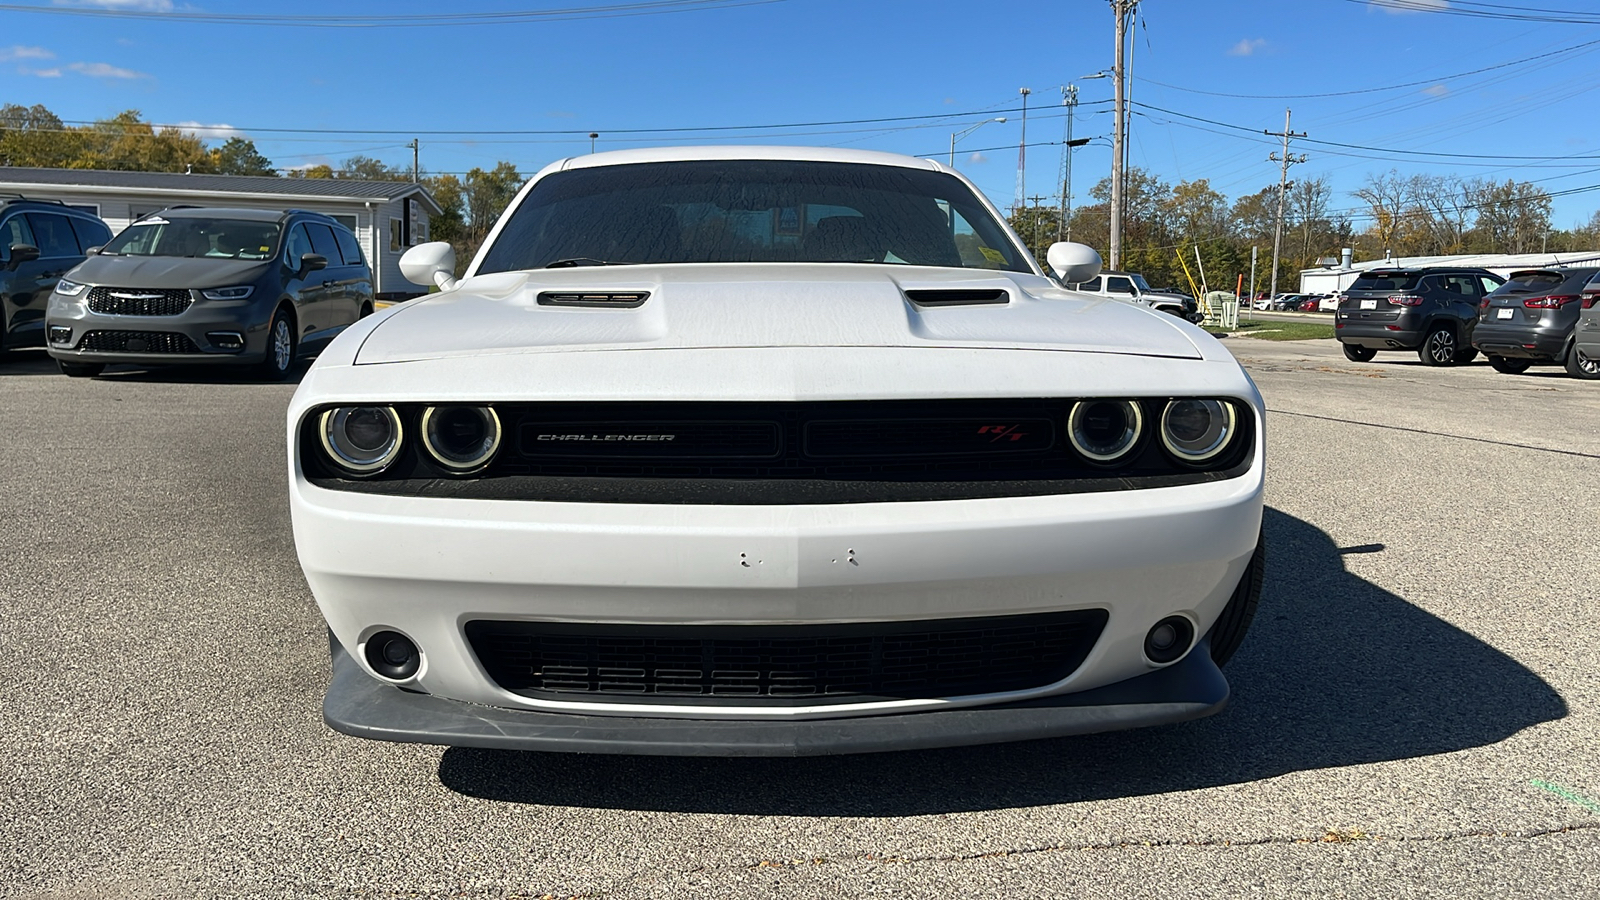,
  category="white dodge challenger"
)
[288,146,1264,756]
